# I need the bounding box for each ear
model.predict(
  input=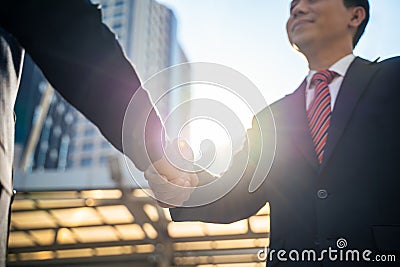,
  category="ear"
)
[348,6,366,29]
